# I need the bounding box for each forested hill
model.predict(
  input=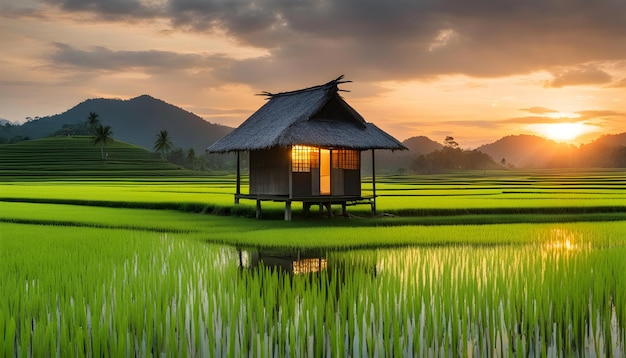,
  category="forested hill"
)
[588,132,626,148]
[0,95,233,152]
[477,133,626,168]
[362,135,444,174]
[476,135,574,168]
